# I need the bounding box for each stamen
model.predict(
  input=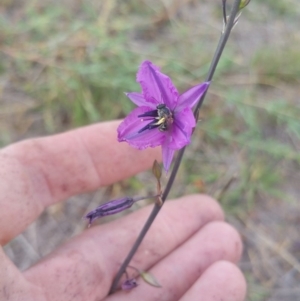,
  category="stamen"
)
[138,110,158,118]
[138,119,160,133]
